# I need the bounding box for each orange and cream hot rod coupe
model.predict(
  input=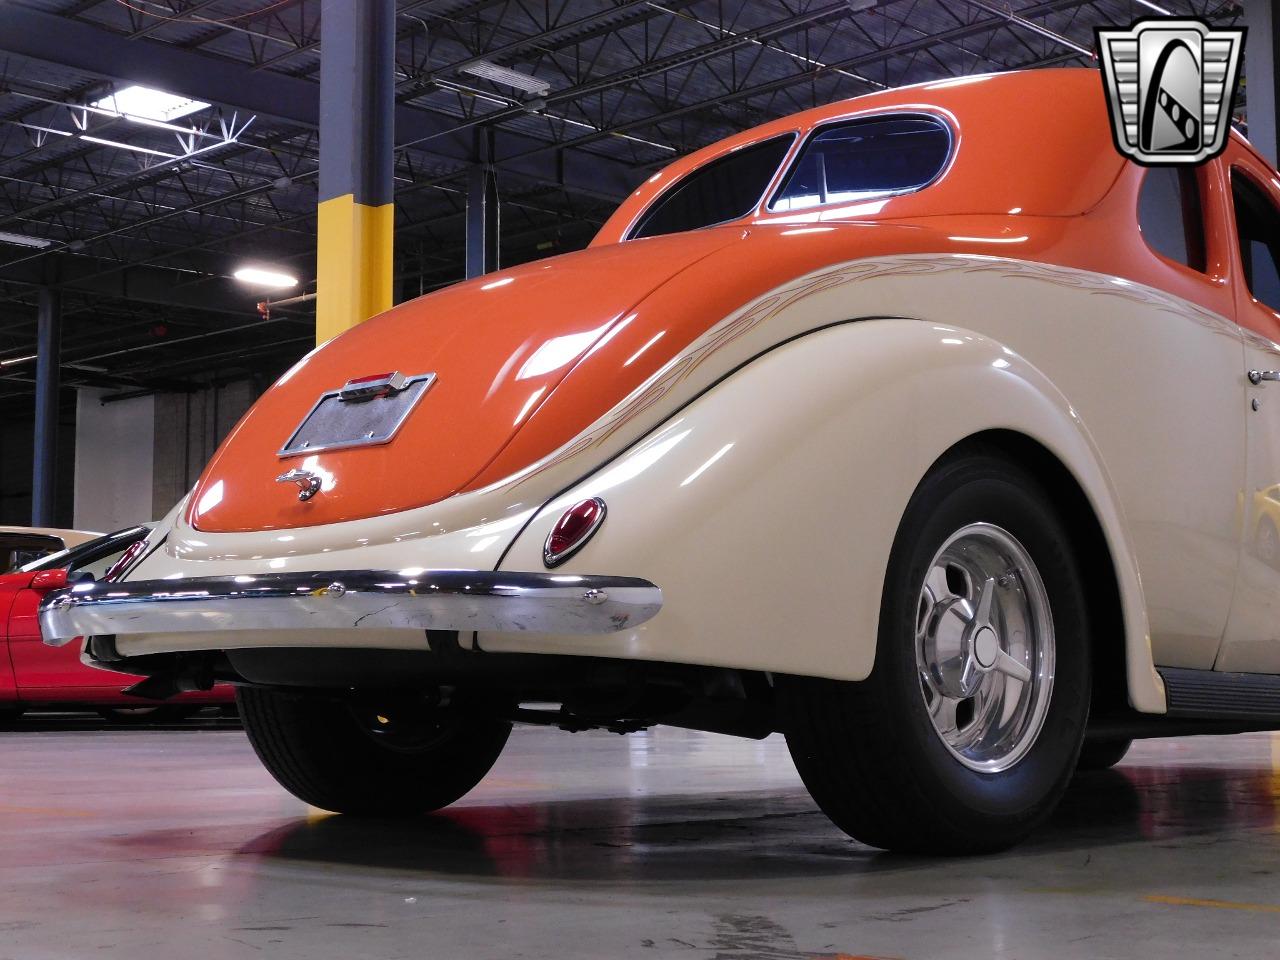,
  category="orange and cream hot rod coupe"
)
[39,68,1280,854]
